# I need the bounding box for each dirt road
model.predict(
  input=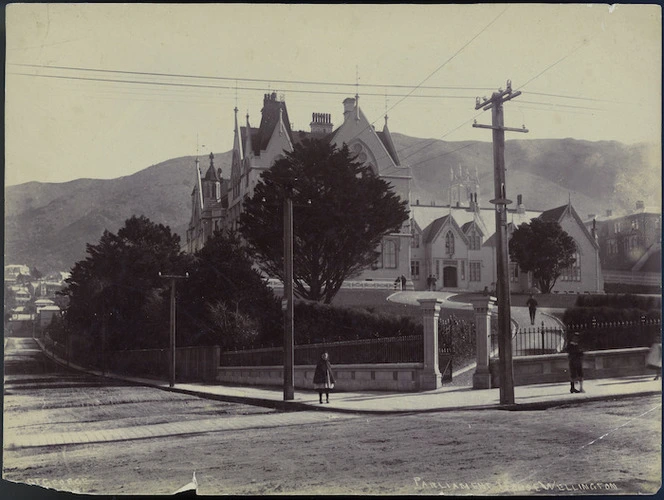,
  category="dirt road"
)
[3,338,661,495]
